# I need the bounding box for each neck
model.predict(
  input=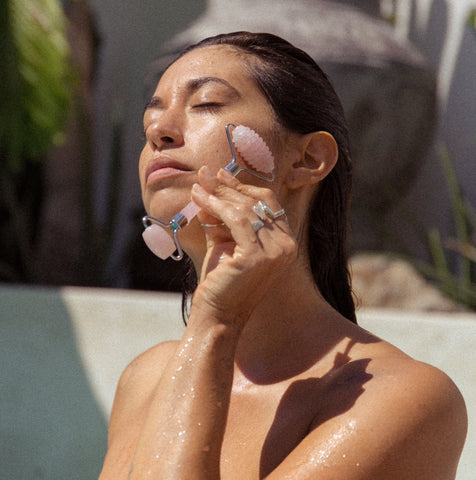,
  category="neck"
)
[230,259,346,385]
